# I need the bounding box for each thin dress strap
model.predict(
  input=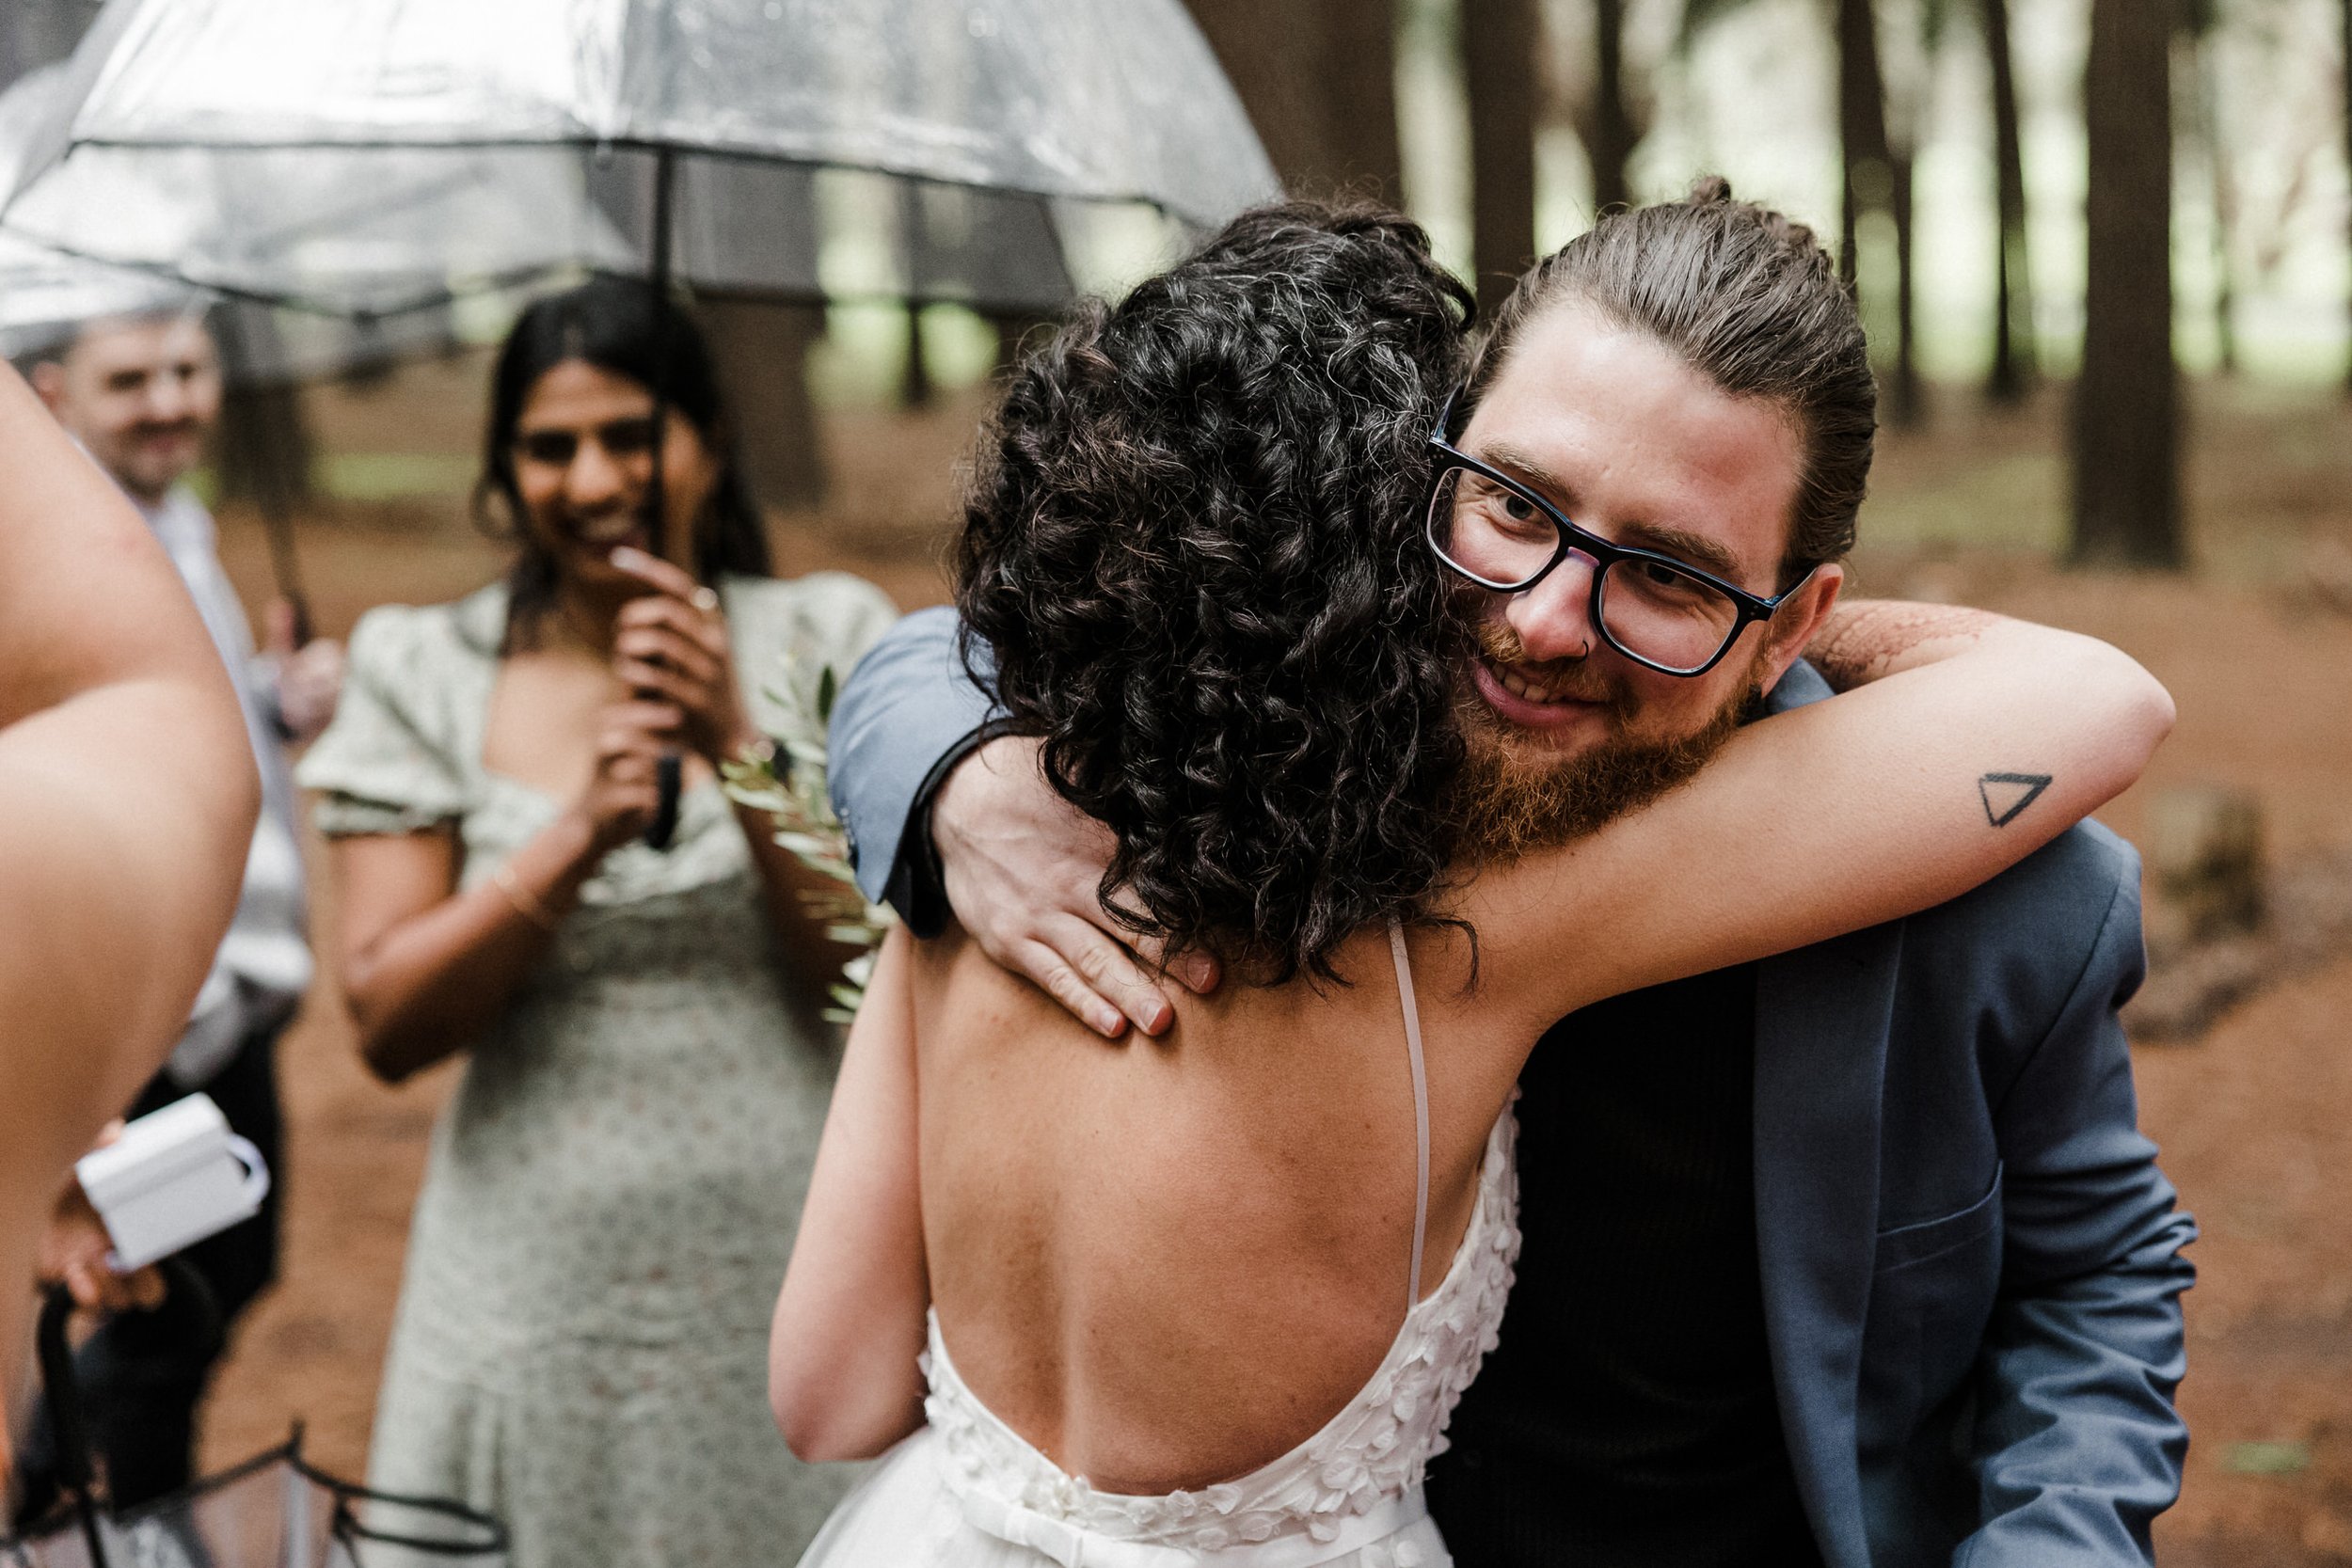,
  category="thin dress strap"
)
[1387,919,1432,1314]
